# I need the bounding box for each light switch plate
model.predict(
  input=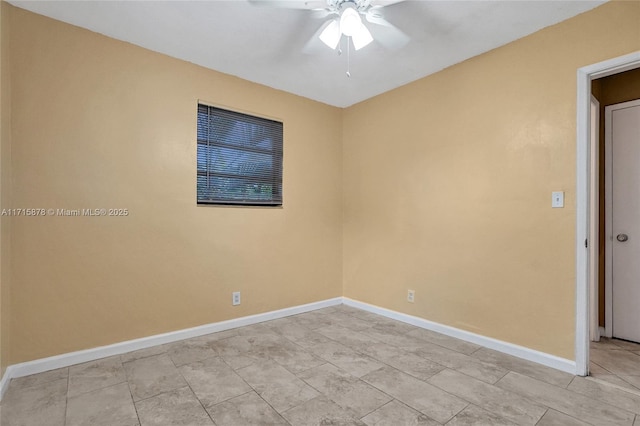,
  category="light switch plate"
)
[552,191,564,208]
